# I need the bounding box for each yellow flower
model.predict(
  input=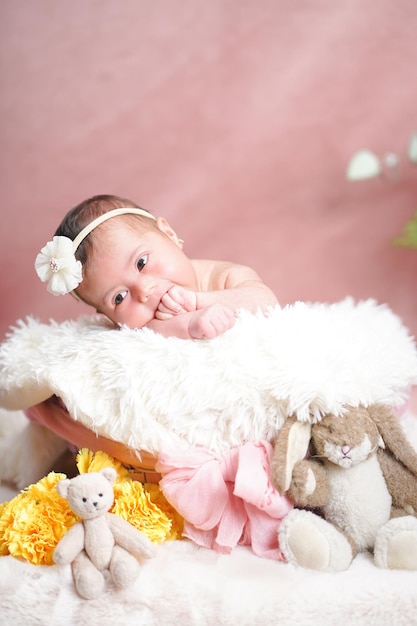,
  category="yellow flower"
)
[0,448,184,566]
[0,500,14,555]
[145,483,184,540]
[0,472,77,565]
[112,479,173,544]
[76,448,129,479]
